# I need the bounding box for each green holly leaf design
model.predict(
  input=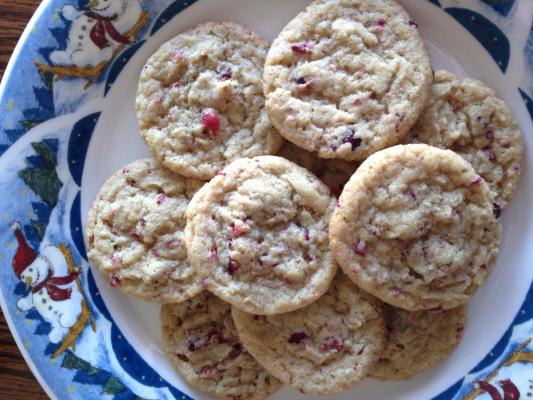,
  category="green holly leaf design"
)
[61,351,100,375]
[102,376,127,395]
[19,167,62,207]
